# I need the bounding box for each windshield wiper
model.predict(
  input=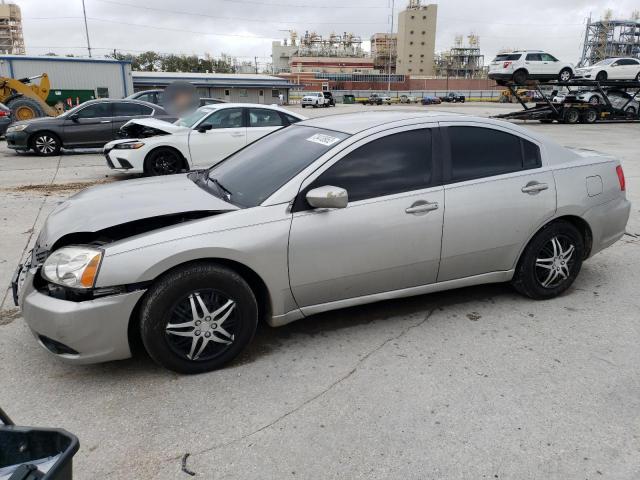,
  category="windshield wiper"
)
[208,177,232,201]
